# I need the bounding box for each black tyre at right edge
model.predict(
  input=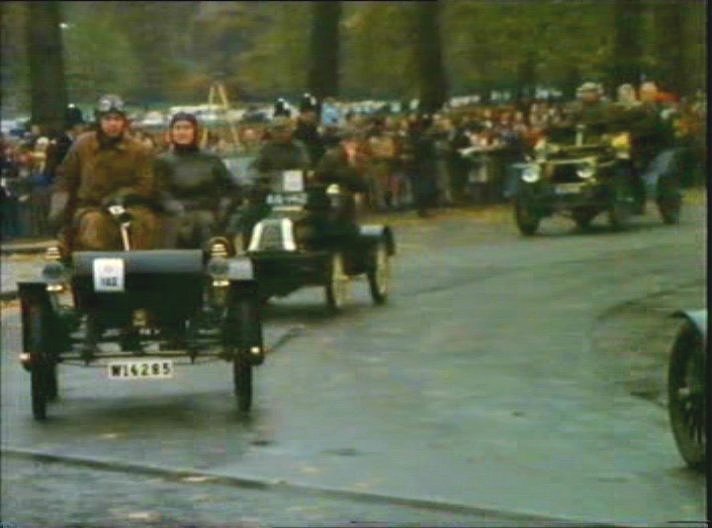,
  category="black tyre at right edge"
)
[668,320,706,470]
